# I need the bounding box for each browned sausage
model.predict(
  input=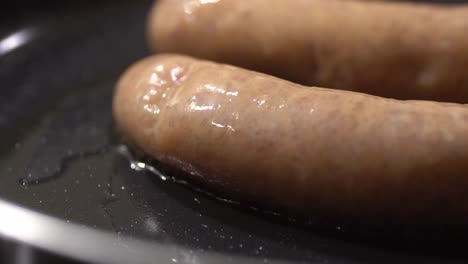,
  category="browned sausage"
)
[113,54,468,228]
[148,0,468,102]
